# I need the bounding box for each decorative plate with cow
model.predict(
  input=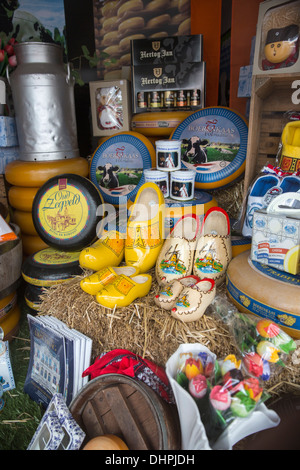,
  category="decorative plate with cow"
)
[90,132,155,205]
[170,107,248,190]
